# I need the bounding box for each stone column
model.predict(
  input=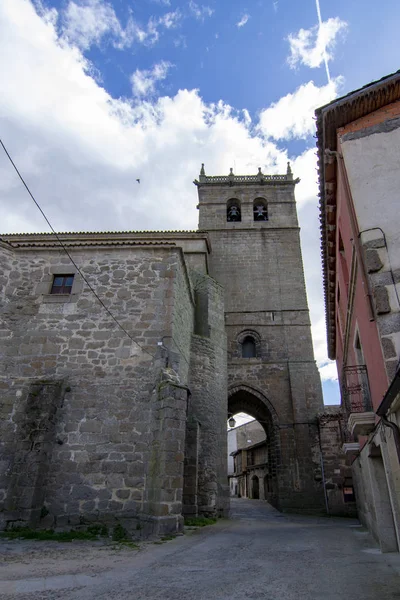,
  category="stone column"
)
[142,368,188,536]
